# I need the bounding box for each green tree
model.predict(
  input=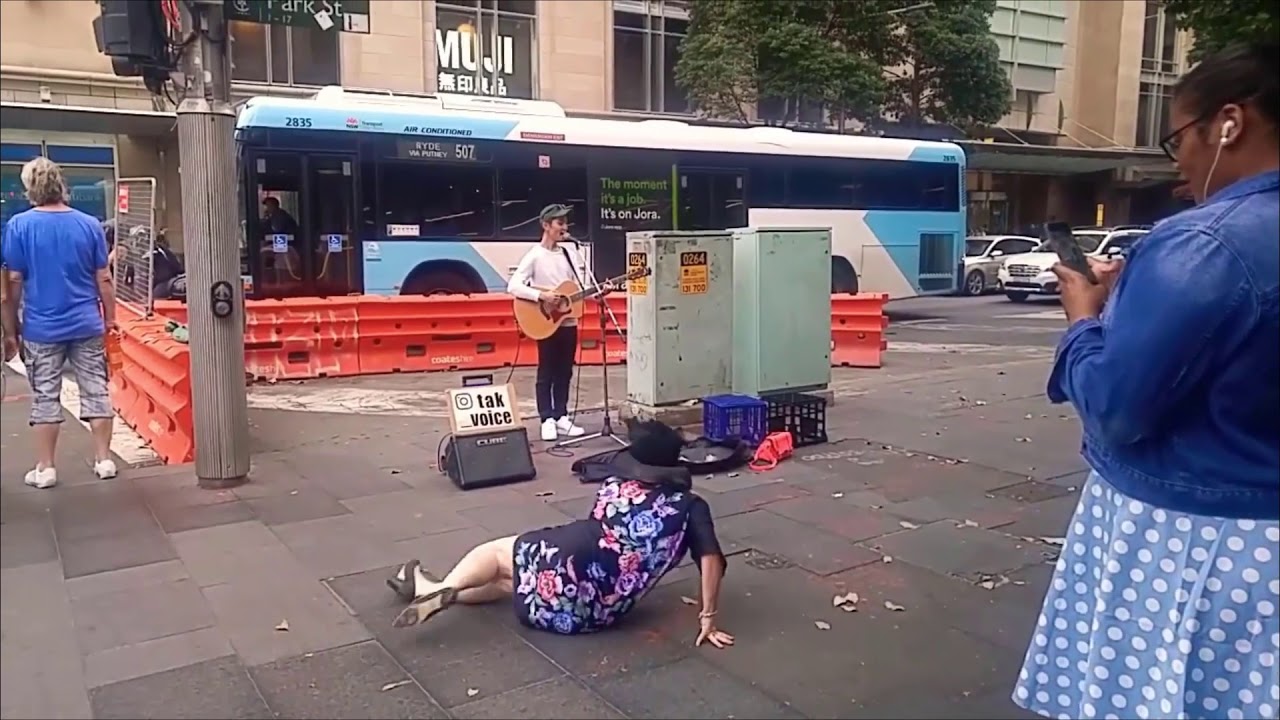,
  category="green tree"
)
[676,0,898,126]
[1162,0,1279,62]
[881,0,1012,129]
